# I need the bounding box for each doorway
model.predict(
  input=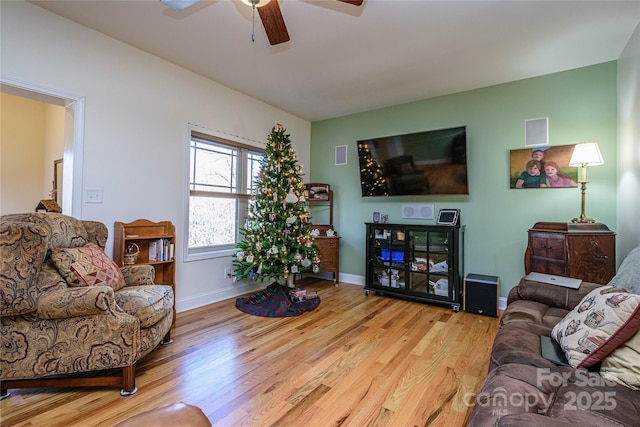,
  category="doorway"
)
[1,78,84,217]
